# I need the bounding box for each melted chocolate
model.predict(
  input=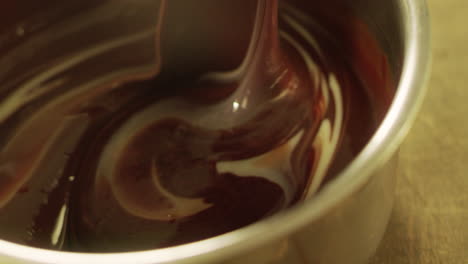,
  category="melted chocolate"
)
[0,0,393,252]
